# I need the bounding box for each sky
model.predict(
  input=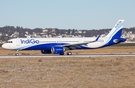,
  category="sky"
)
[0,0,135,29]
